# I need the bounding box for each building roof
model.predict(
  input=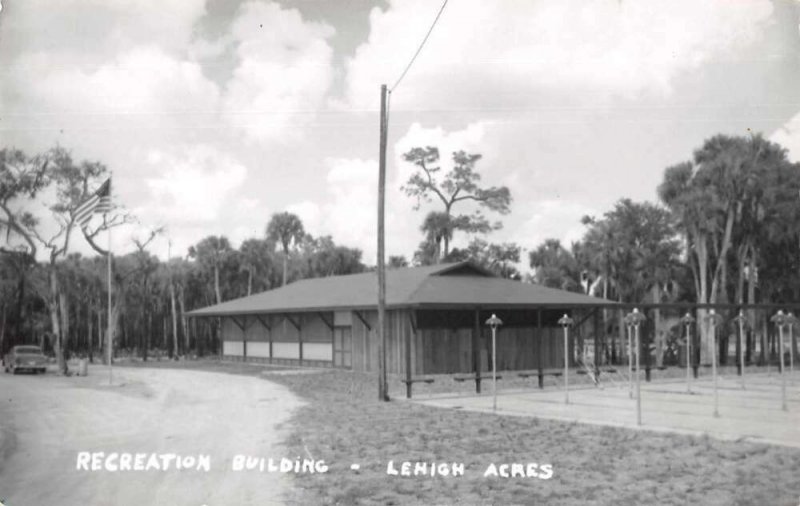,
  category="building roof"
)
[188,262,610,317]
